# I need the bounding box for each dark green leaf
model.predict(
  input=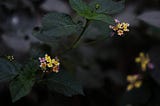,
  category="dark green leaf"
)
[69,0,92,17]
[34,12,82,46]
[84,20,111,39]
[47,70,84,96]
[10,75,35,102]
[90,0,125,14]
[42,12,80,32]
[9,61,37,102]
[88,13,114,24]
[0,59,17,82]
[69,0,114,24]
